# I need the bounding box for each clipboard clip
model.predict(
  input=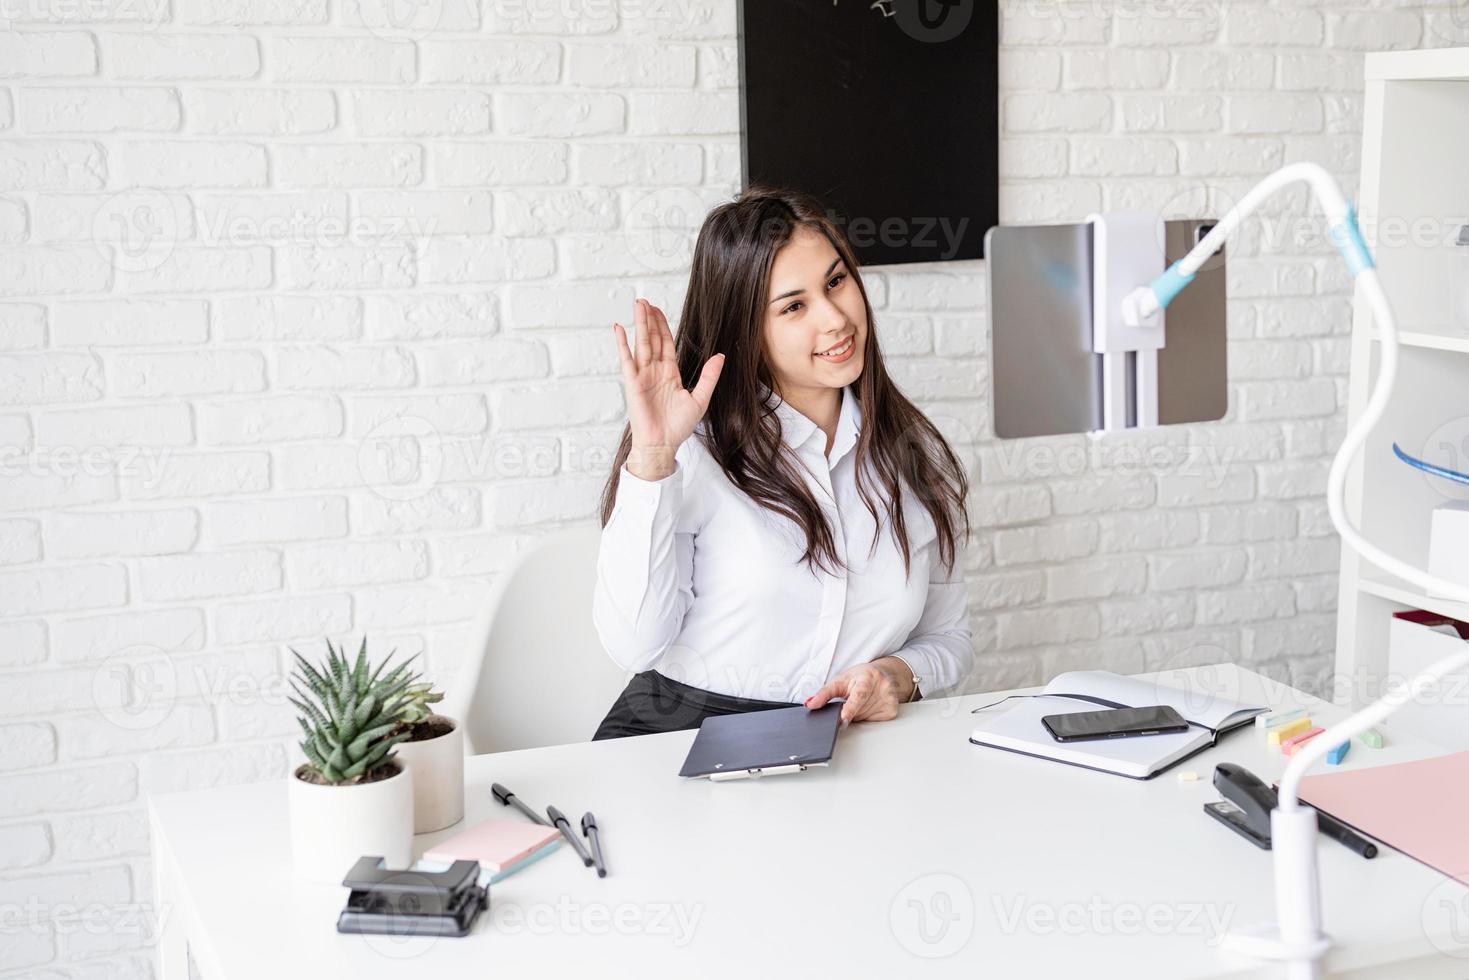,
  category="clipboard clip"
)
[707,762,829,782]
